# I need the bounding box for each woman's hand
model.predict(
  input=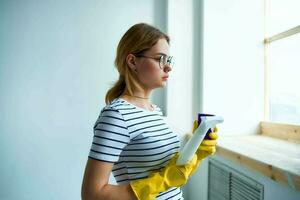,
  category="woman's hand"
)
[196,127,218,159]
[190,119,218,158]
